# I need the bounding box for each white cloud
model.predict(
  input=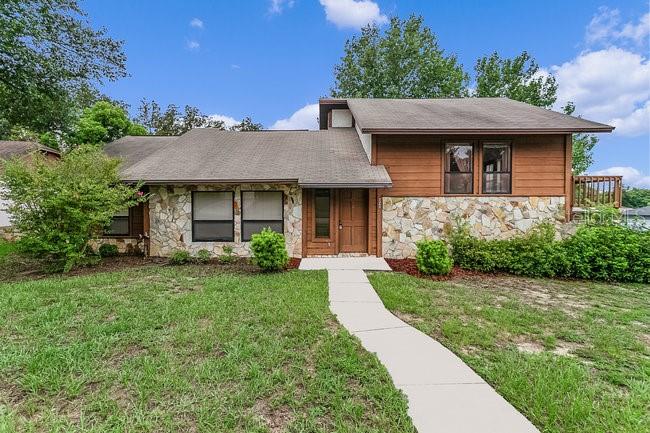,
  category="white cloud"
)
[319,0,388,29]
[186,40,200,50]
[591,166,650,188]
[208,114,239,128]
[269,0,294,15]
[270,103,319,130]
[551,47,650,136]
[189,18,204,29]
[585,7,650,47]
[230,64,240,69]
[609,101,650,137]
